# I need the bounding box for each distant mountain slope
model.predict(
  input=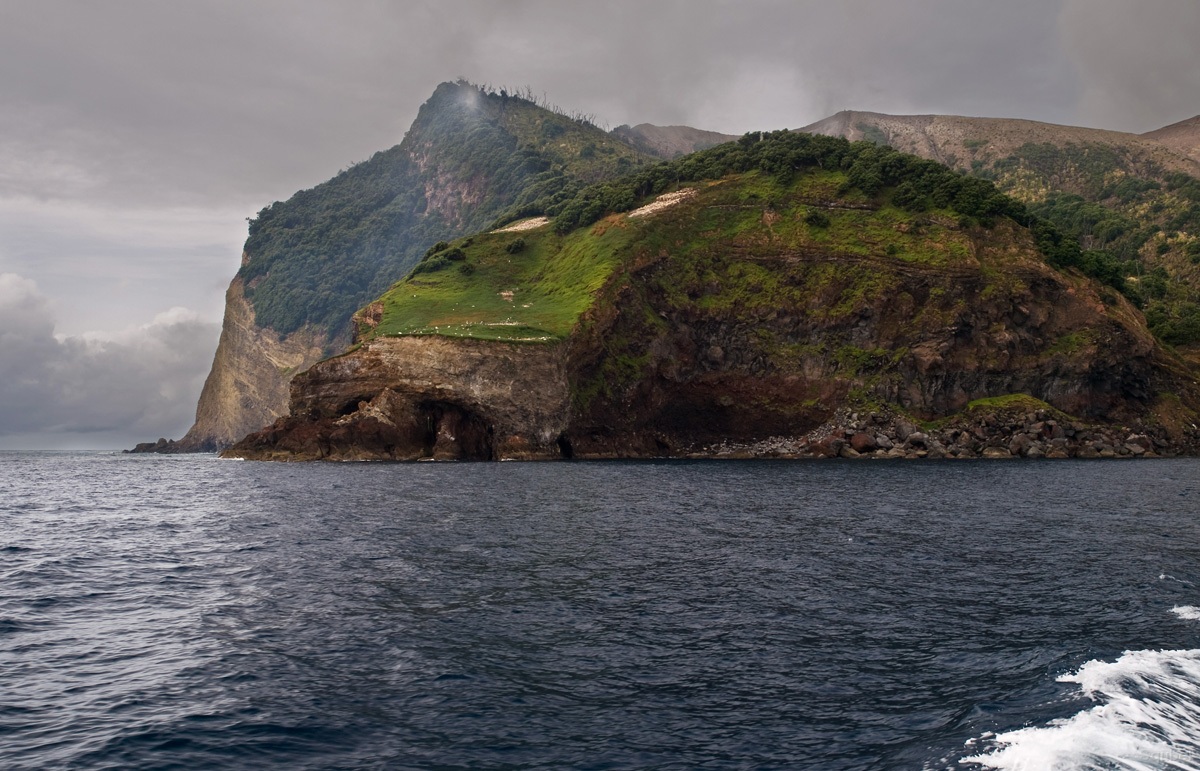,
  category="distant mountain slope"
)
[611,123,738,158]
[801,111,1200,178]
[166,82,660,451]
[1143,115,1200,165]
[801,110,1200,348]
